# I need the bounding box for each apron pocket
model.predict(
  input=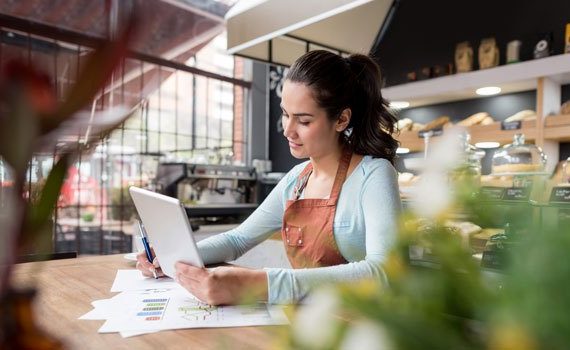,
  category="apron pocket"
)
[284,225,304,247]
